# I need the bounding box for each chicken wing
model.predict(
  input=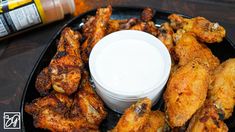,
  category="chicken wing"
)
[81,5,112,63]
[175,33,220,71]
[168,14,225,43]
[208,58,235,119]
[141,7,154,22]
[144,110,166,132]
[158,22,174,53]
[72,71,107,125]
[112,98,151,132]
[49,27,83,95]
[25,93,98,132]
[164,60,210,127]
[35,67,52,95]
[186,101,228,132]
[107,18,138,34]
